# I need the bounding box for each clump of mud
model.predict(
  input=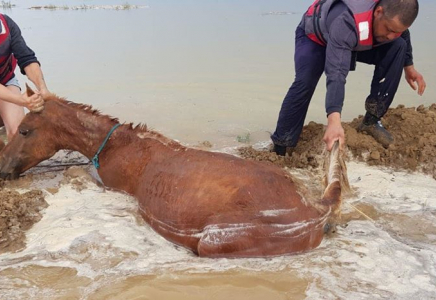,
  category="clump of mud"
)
[0,164,98,254]
[0,127,49,253]
[239,104,436,179]
[0,189,47,253]
[347,104,436,176]
[61,166,101,192]
[239,121,325,169]
[193,140,213,150]
[0,147,96,253]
